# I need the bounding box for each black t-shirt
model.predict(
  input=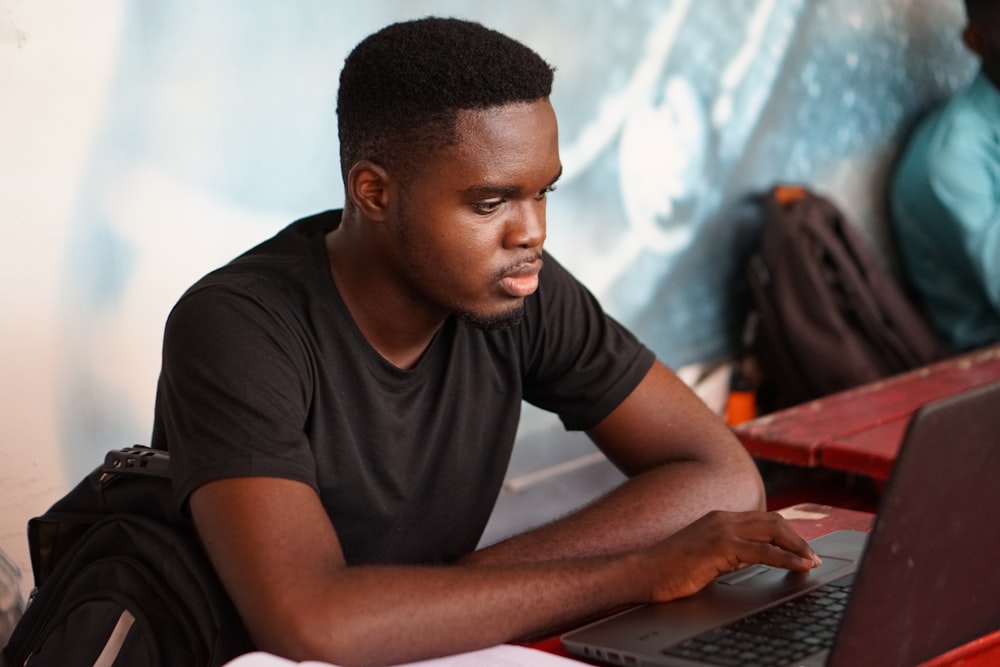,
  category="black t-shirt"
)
[152,210,654,565]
